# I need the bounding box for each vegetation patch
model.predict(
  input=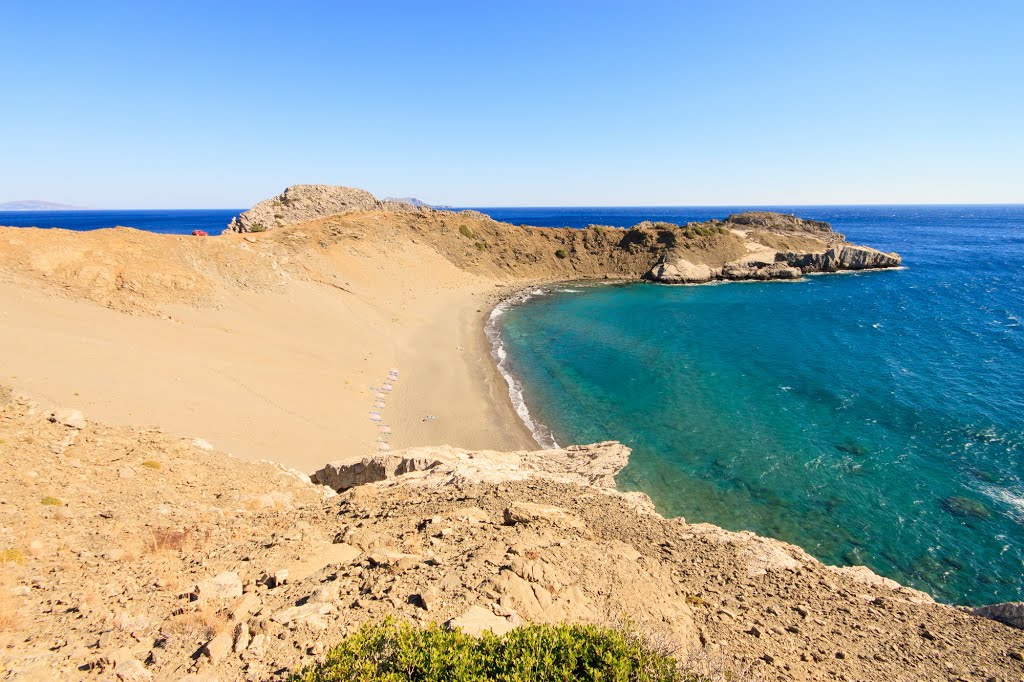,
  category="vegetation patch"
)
[40,496,63,506]
[459,225,475,239]
[291,619,700,682]
[0,549,25,565]
[250,223,268,233]
[555,249,568,259]
[474,241,486,251]
[142,460,162,470]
